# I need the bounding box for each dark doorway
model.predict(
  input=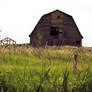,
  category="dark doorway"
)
[76,40,81,45]
[50,27,59,36]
